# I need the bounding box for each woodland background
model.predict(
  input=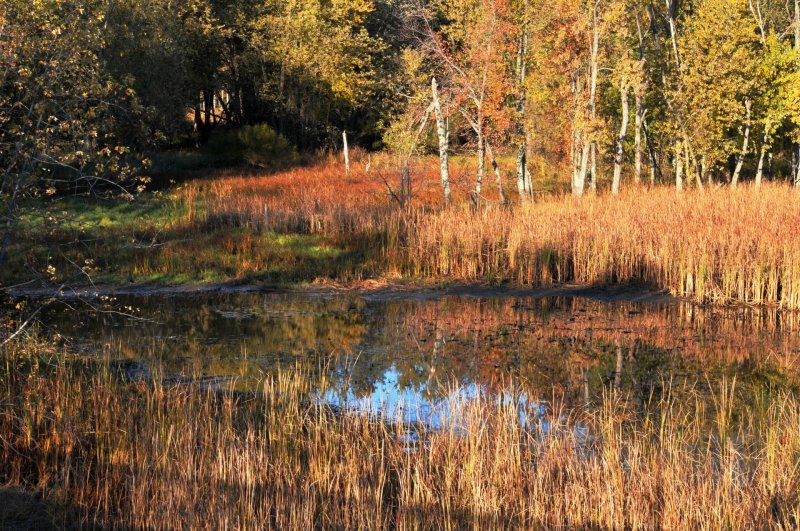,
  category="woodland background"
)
[3,0,800,209]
